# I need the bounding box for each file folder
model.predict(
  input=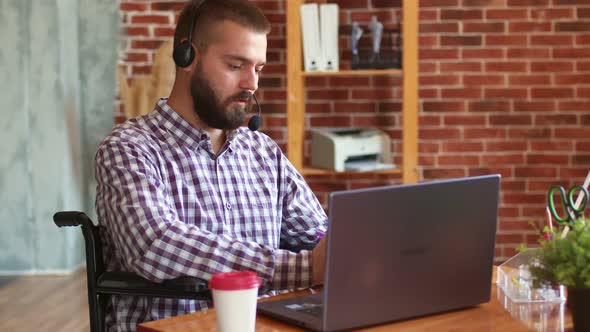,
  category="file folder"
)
[320,4,339,72]
[300,3,322,72]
